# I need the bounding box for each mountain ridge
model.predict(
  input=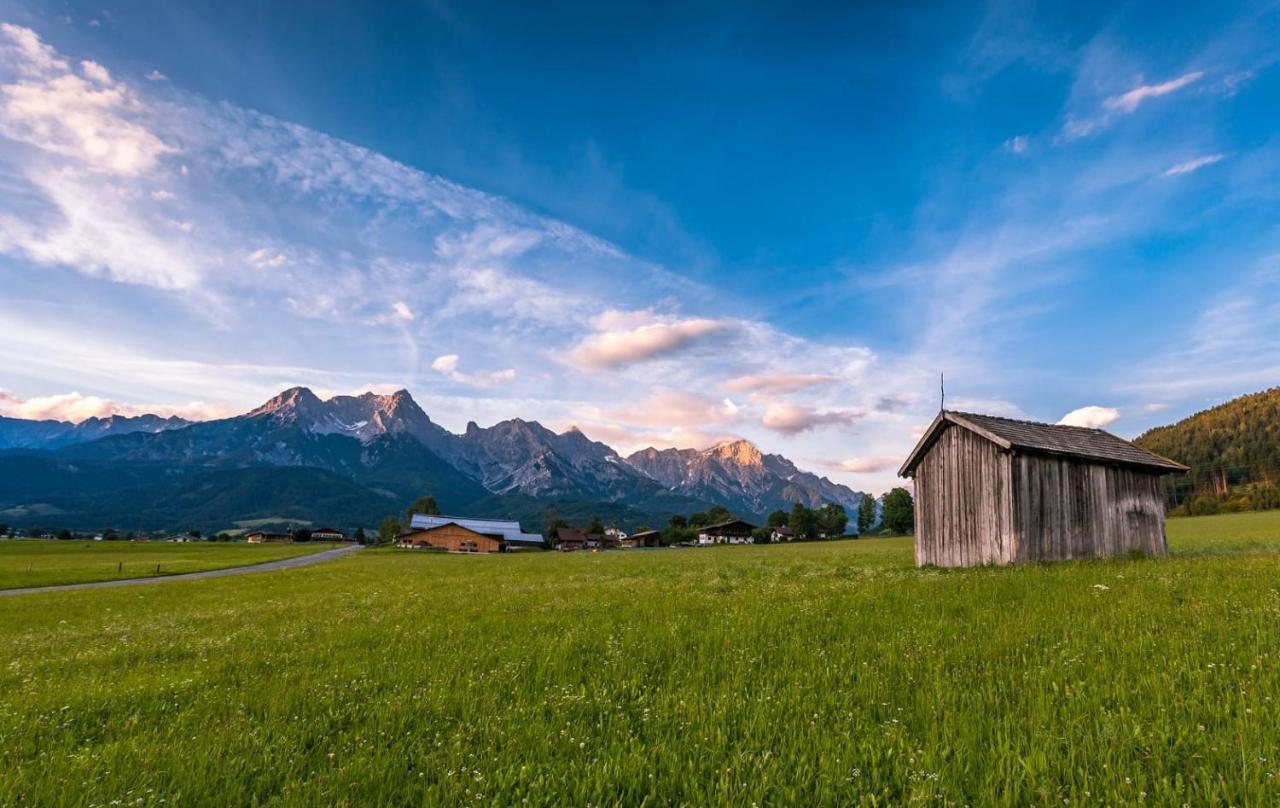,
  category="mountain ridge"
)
[0,386,868,531]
